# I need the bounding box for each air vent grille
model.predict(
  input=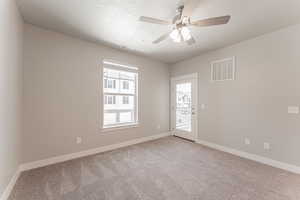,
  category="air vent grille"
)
[211,57,235,81]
